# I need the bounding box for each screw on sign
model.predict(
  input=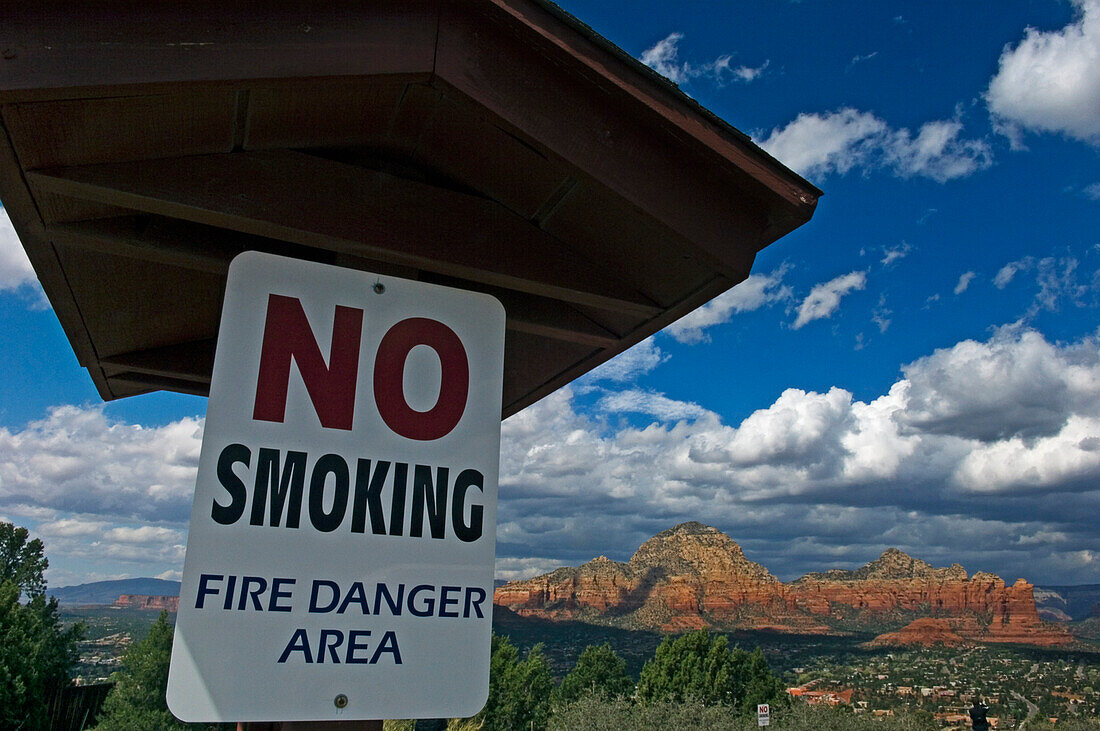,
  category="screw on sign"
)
[757,703,770,727]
